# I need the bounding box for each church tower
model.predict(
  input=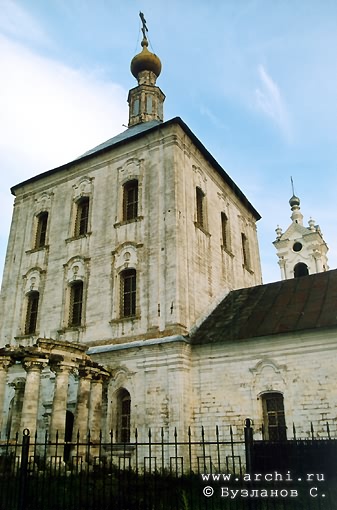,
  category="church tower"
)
[273,193,329,280]
[128,14,165,127]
